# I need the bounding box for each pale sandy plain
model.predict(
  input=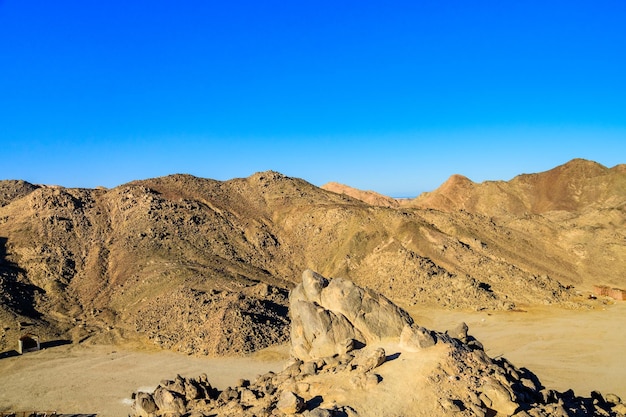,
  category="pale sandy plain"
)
[1,303,625,417]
